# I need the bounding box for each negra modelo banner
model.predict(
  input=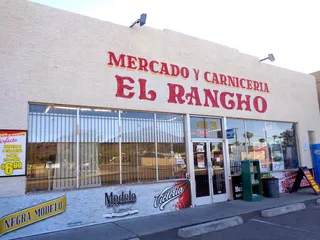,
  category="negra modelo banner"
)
[0,195,66,236]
